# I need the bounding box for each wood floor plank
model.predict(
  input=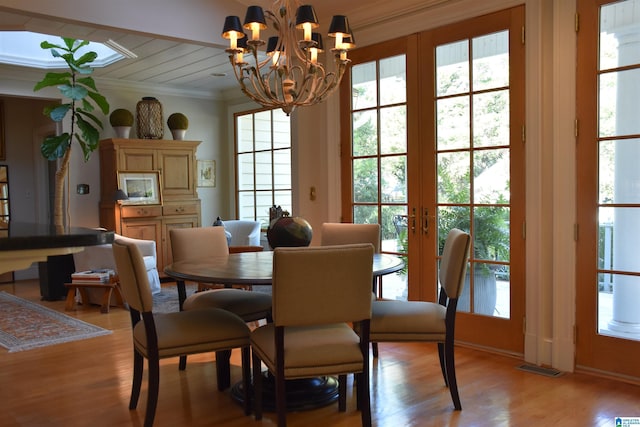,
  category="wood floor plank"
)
[1,280,639,426]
